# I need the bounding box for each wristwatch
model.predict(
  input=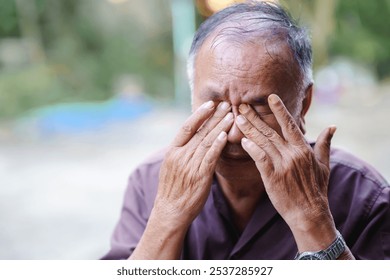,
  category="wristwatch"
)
[295,230,346,260]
